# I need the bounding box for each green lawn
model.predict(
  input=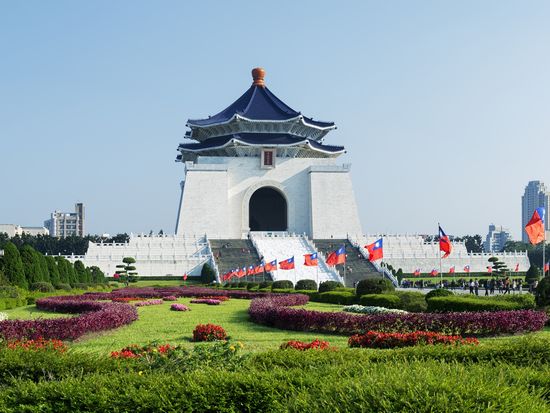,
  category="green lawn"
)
[5,298,549,355]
